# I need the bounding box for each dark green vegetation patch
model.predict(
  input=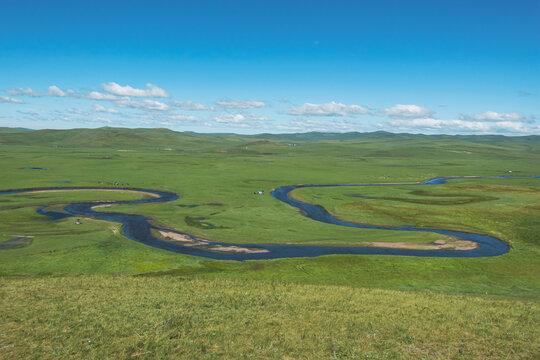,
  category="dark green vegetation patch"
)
[0,237,32,250]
